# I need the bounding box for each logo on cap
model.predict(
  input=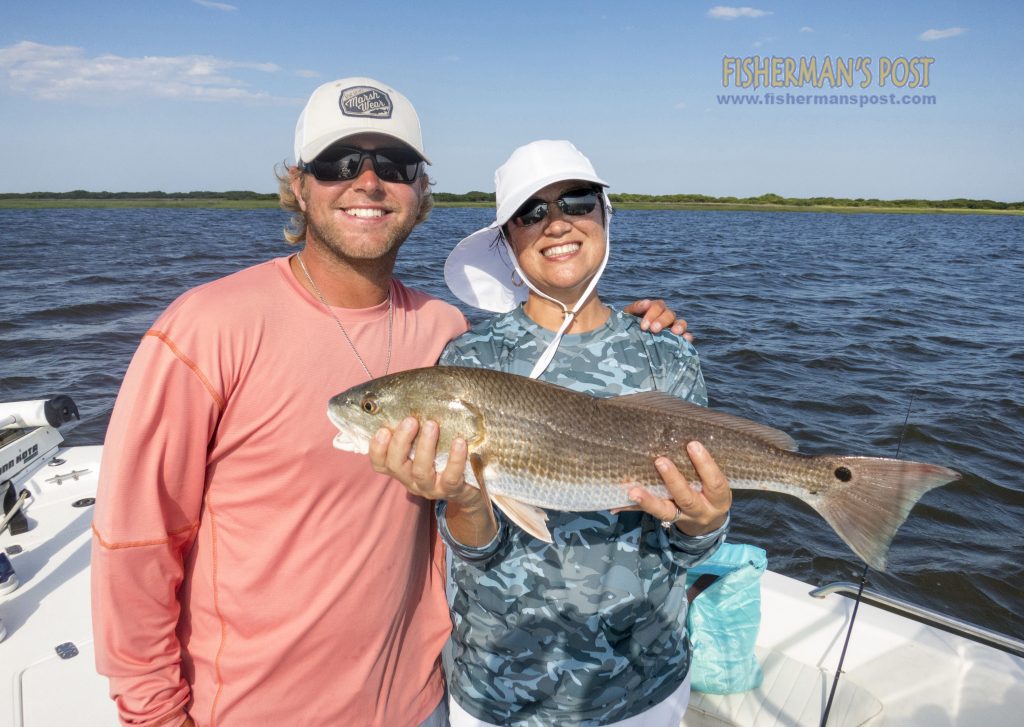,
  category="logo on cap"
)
[339,86,393,119]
